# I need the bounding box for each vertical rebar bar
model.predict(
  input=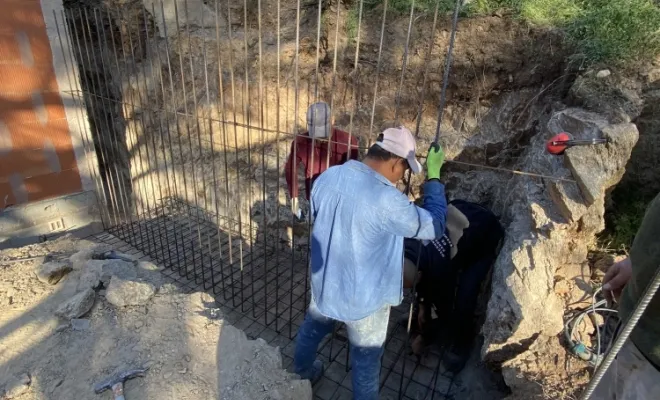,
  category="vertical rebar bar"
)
[241,0,257,315]
[53,11,111,229]
[346,0,365,161]
[327,0,342,170]
[213,0,235,300]
[105,6,152,253]
[199,5,223,293]
[413,1,441,138]
[68,8,123,232]
[255,0,272,325]
[82,7,138,244]
[368,0,389,142]
[159,0,195,277]
[291,0,304,334]
[145,3,178,270]
[434,0,463,143]
[183,0,212,287]
[394,0,416,124]
[173,0,204,283]
[116,7,163,261]
[134,5,171,266]
[225,0,246,308]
